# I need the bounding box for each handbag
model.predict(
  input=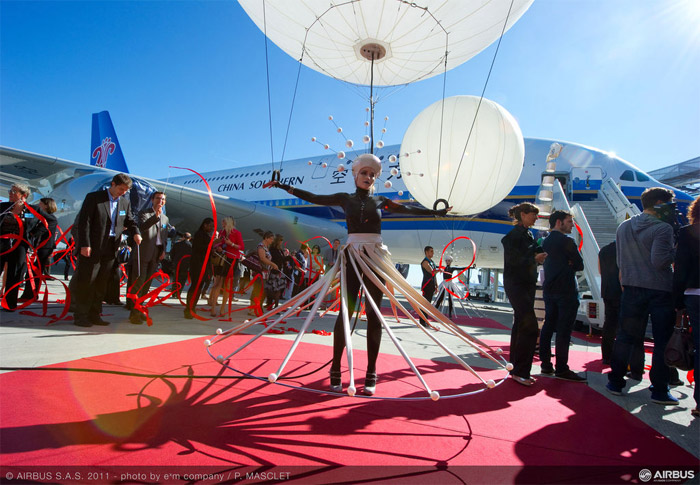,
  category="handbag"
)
[211,250,228,268]
[116,245,131,264]
[664,313,695,371]
[240,250,263,275]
